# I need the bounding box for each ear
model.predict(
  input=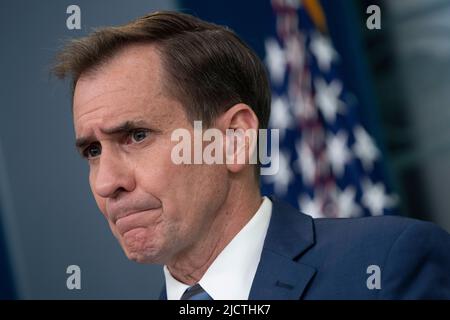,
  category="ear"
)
[215,104,259,174]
